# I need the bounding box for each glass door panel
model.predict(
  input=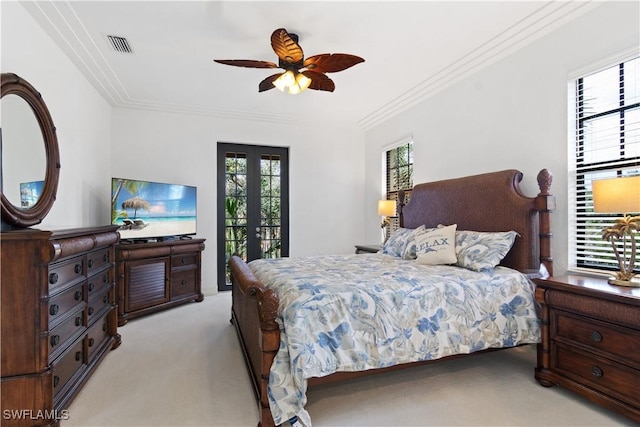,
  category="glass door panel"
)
[217,143,289,291]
